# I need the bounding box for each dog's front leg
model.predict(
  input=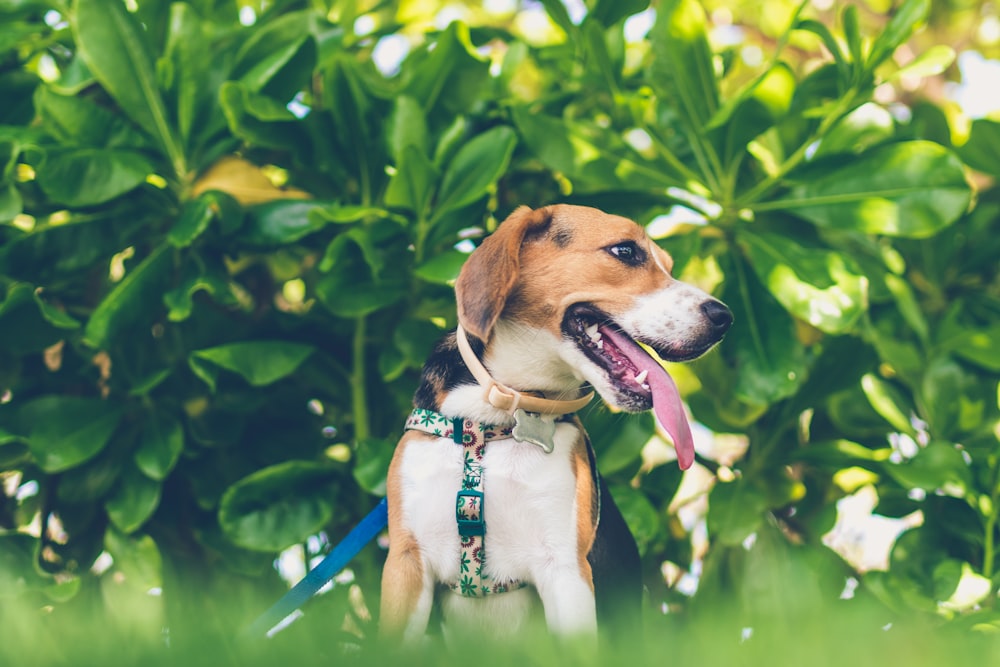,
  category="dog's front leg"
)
[379,537,435,642]
[533,565,598,639]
